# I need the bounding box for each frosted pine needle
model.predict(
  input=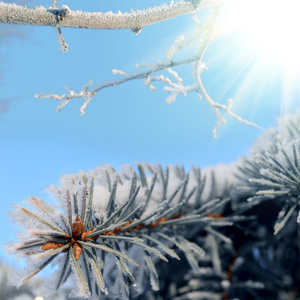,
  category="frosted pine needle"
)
[7,163,235,298]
